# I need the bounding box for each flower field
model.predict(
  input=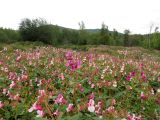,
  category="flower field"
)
[0,44,160,120]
